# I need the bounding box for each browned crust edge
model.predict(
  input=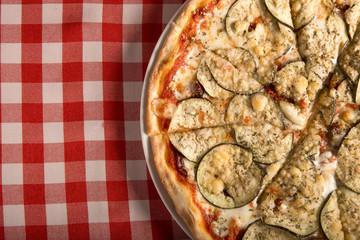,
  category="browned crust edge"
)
[150,134,214,240]
[146,0,215,136]
[146,23,183,135]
